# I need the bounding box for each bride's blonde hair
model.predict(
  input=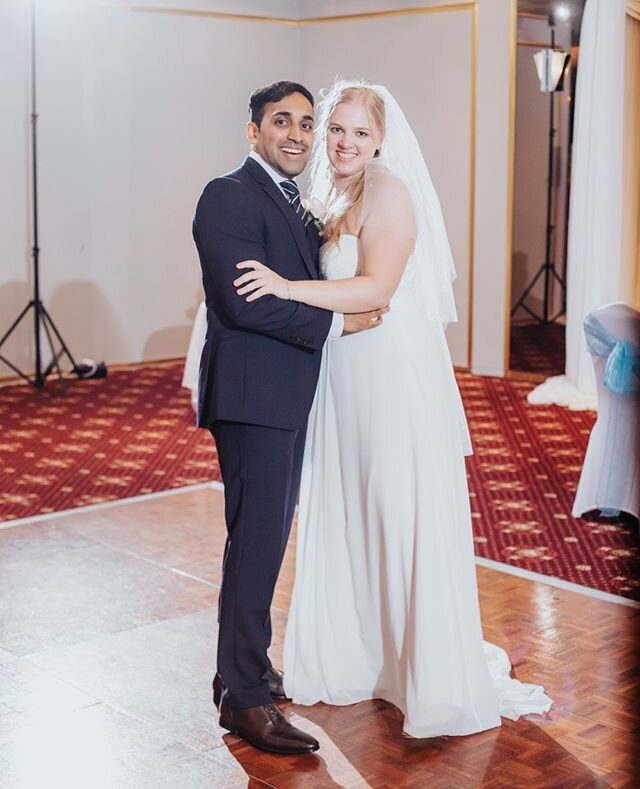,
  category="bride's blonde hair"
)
[309,82,386,245]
